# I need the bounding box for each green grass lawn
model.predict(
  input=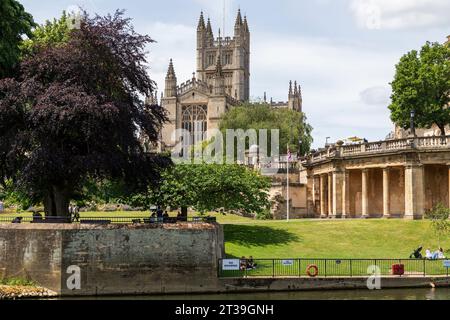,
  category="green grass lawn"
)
[223,219,450,259]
